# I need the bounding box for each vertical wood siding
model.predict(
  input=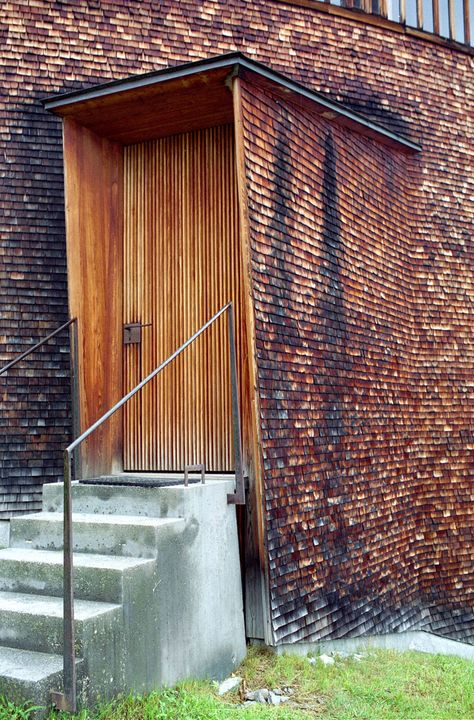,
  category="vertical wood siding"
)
[123,125,242,472]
